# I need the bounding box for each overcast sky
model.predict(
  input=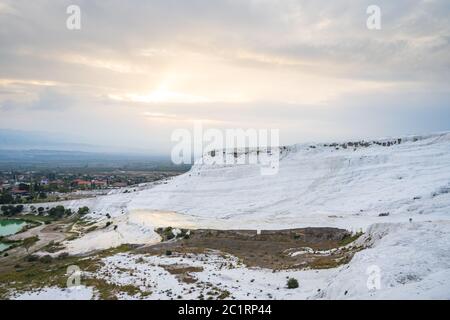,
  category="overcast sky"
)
[0,0,449,154]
